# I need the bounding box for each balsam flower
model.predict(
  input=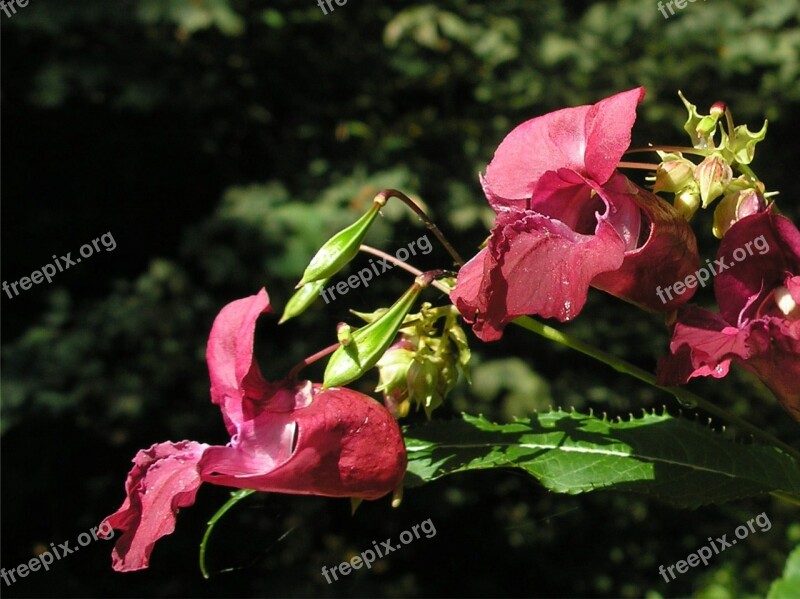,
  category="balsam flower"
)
[451,88,700,341]
[658,211,800,420]
[102,289,407,571]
